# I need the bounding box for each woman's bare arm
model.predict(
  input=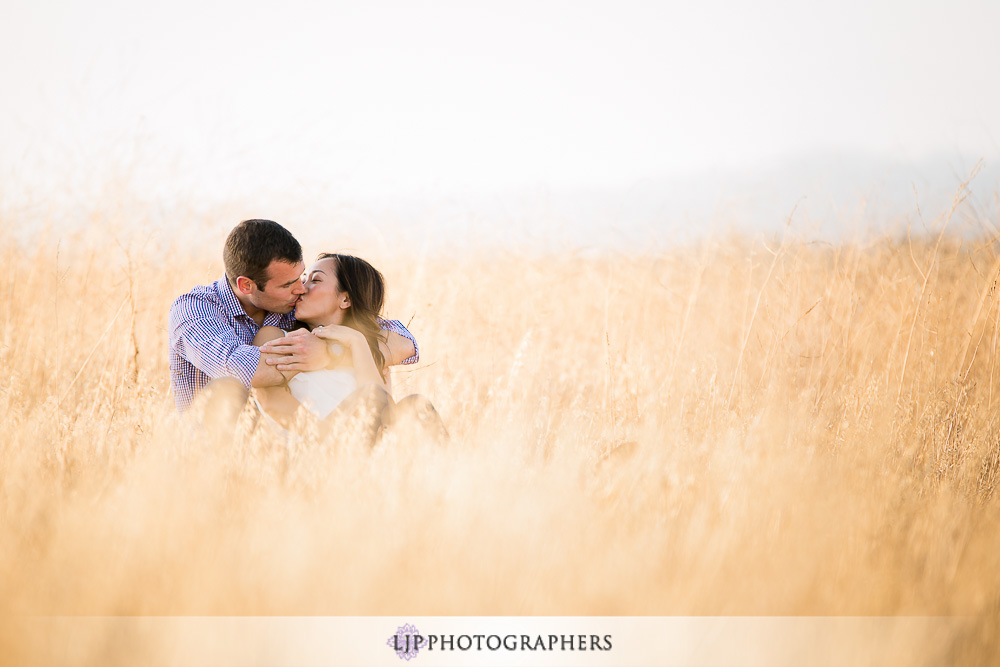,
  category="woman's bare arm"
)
[313,325,386,388]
